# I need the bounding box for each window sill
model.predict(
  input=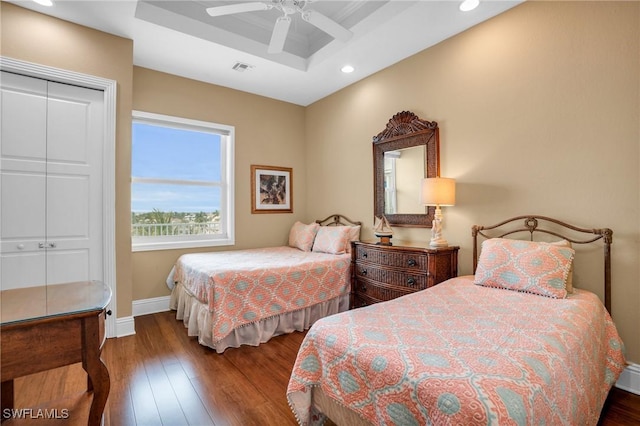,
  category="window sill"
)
[132,237,235,252]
